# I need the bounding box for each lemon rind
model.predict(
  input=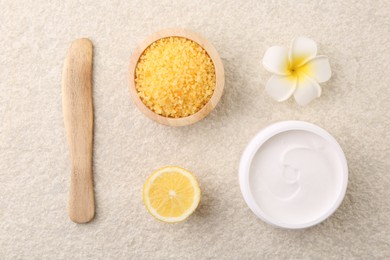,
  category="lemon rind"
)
[143,166,201,223]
